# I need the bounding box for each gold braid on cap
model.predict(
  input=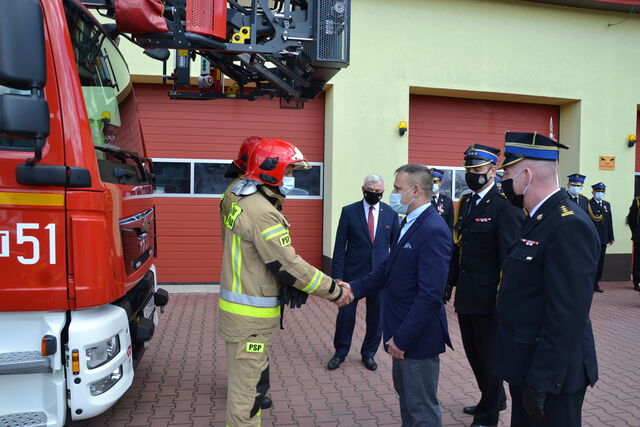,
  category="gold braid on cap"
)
[588,202,603,222]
